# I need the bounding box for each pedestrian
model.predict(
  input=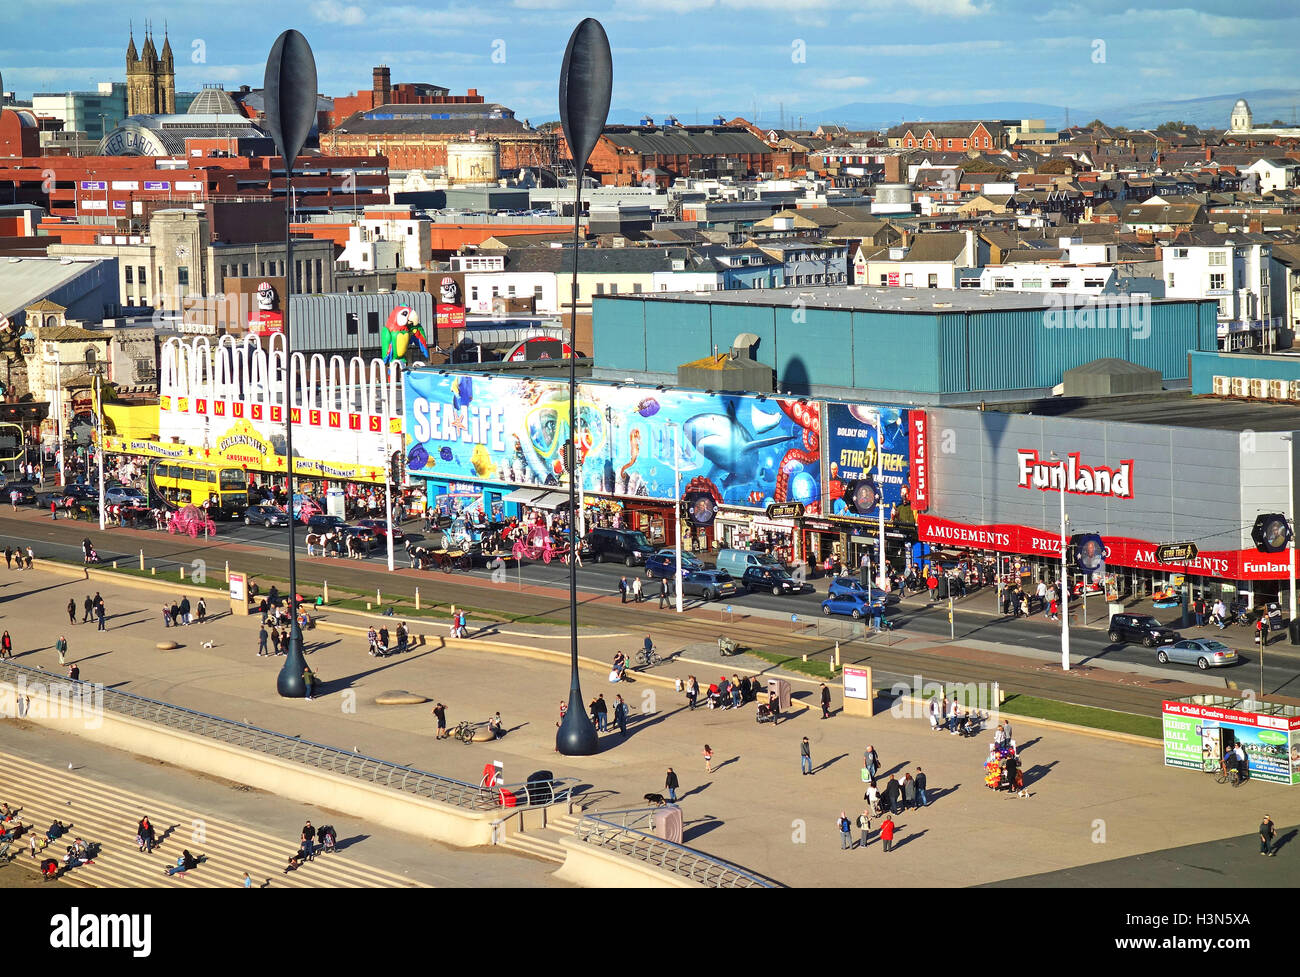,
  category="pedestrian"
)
[881,814,896,852]
[197,598,207,625]
[1194,596,1206,627]
[269,628,282,656]
[432,702,447,739]
[3,547,10,570]
[0,631,11,660]
[659,577,670,609]
[902,772,917,810]
[820,682,832,720]
[838,811,853,851]
[619,576,628,604]
[863,744,879,781]
[915,767,929,807]
[1261,815,1277,856]
[948,697,961,734]
[595,693,609,732]
[800,736,813,775]
[82,596,94,623]
[242,872,253,888]
[614,694,628,737]
[50,500,57,520]
[96,602,106,632]
[180,595,192,626]
[632,576,643,603]
[300,821,315,860]
[884,773,903,814]
[67,662,80,682]
[67,598,76,626]
[768,689,781,727]
[257,624,268,657]
[55,635,68,666]
[686,674,698,710]
[856,808,873,850]
[302,665,317,701]
[703,743,714,774]
[665,767,679,803]
[25,546,34,570]
[169,601,180,626]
